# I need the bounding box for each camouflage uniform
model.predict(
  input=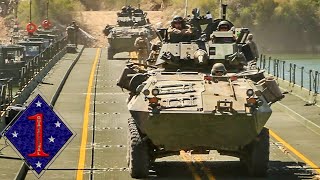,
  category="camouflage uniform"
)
[134,34,149,64]
[168,16,193,43]
[146,42,161,65]
[168,24,192,43]
[246,34,259,59]
[66,21,79,46]
[147,50,159,65]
